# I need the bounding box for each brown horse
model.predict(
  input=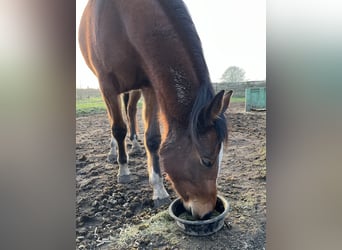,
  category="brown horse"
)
[79,0,233,219]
